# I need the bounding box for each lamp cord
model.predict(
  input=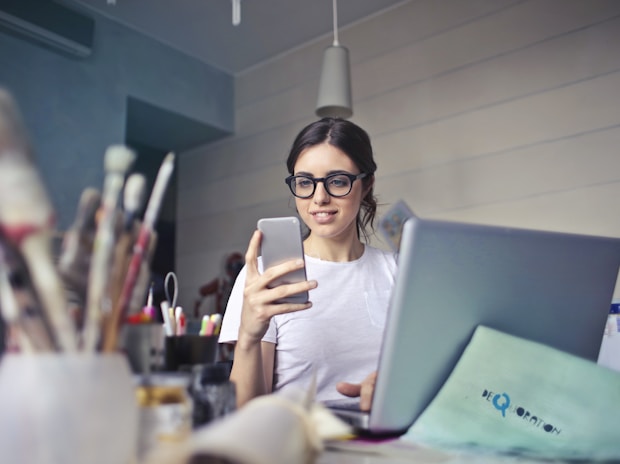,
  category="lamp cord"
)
[332,0,339,46]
